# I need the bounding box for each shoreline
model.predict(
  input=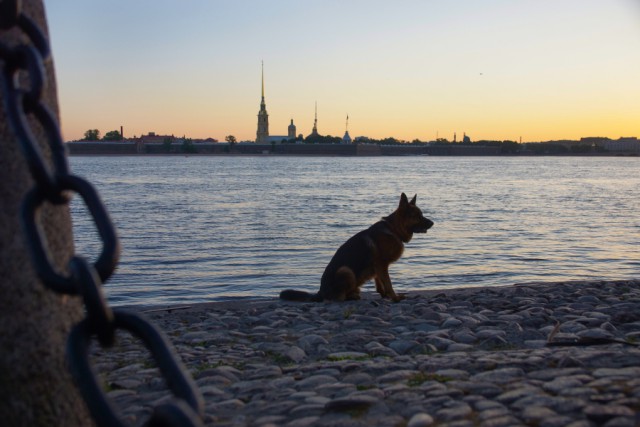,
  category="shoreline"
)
[67,152,639,158]
[95,279,640,426]
[122,280,629,312]
[65,141,639,157]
